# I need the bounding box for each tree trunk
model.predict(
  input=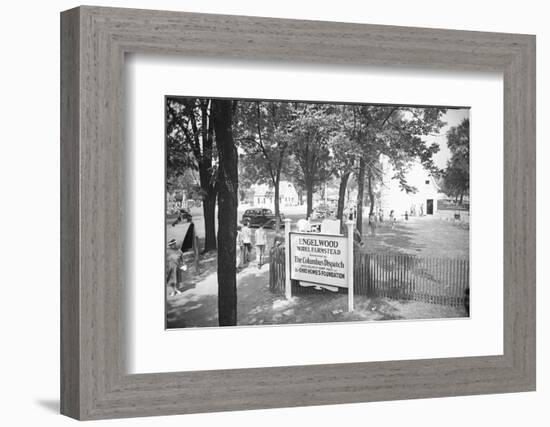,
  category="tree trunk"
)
[459,192,464,205]
[356,158,366,235]
[212,100,238,327]
[198,100,217,253]
[367,170,375,215]
[273,174,281,229]
[336,171,351,220]
[202,193,217,252]
[306,181,314,219]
